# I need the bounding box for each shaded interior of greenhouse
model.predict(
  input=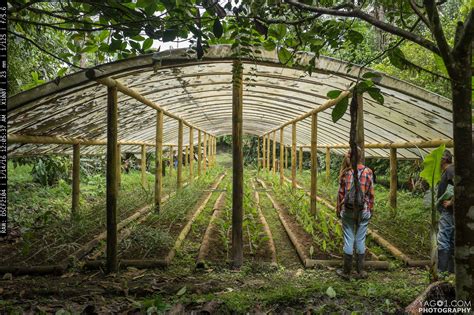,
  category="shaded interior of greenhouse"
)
[6,44,457,277]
